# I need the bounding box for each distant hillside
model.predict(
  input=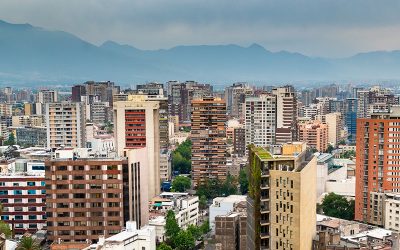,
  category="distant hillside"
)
[1,20,400,86]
